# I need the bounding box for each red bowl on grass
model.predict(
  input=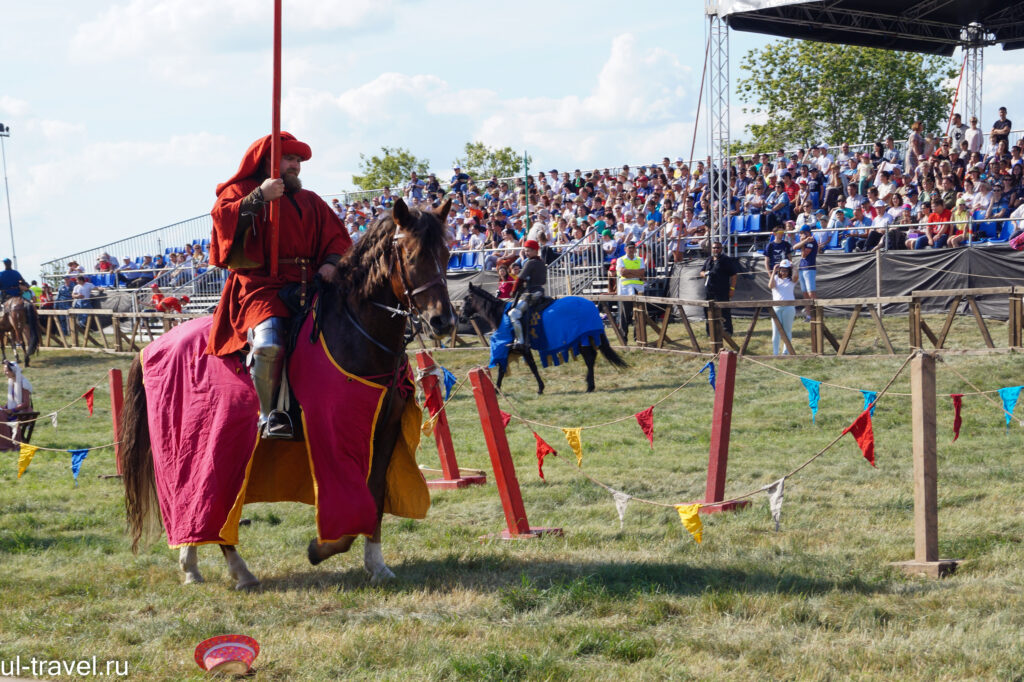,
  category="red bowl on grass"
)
[194,634,260,674]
